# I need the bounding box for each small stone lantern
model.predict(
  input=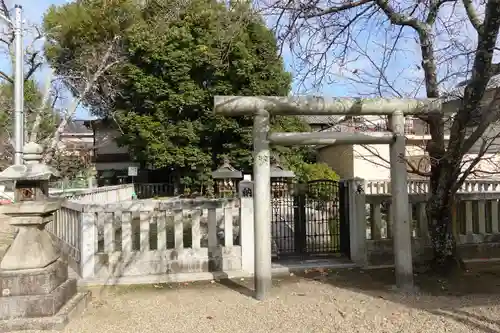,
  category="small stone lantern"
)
[270,155,295,198]
[211,157,243,198]
[5,142,60,202]
[0,142,63,270]
[0,142,89,330]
